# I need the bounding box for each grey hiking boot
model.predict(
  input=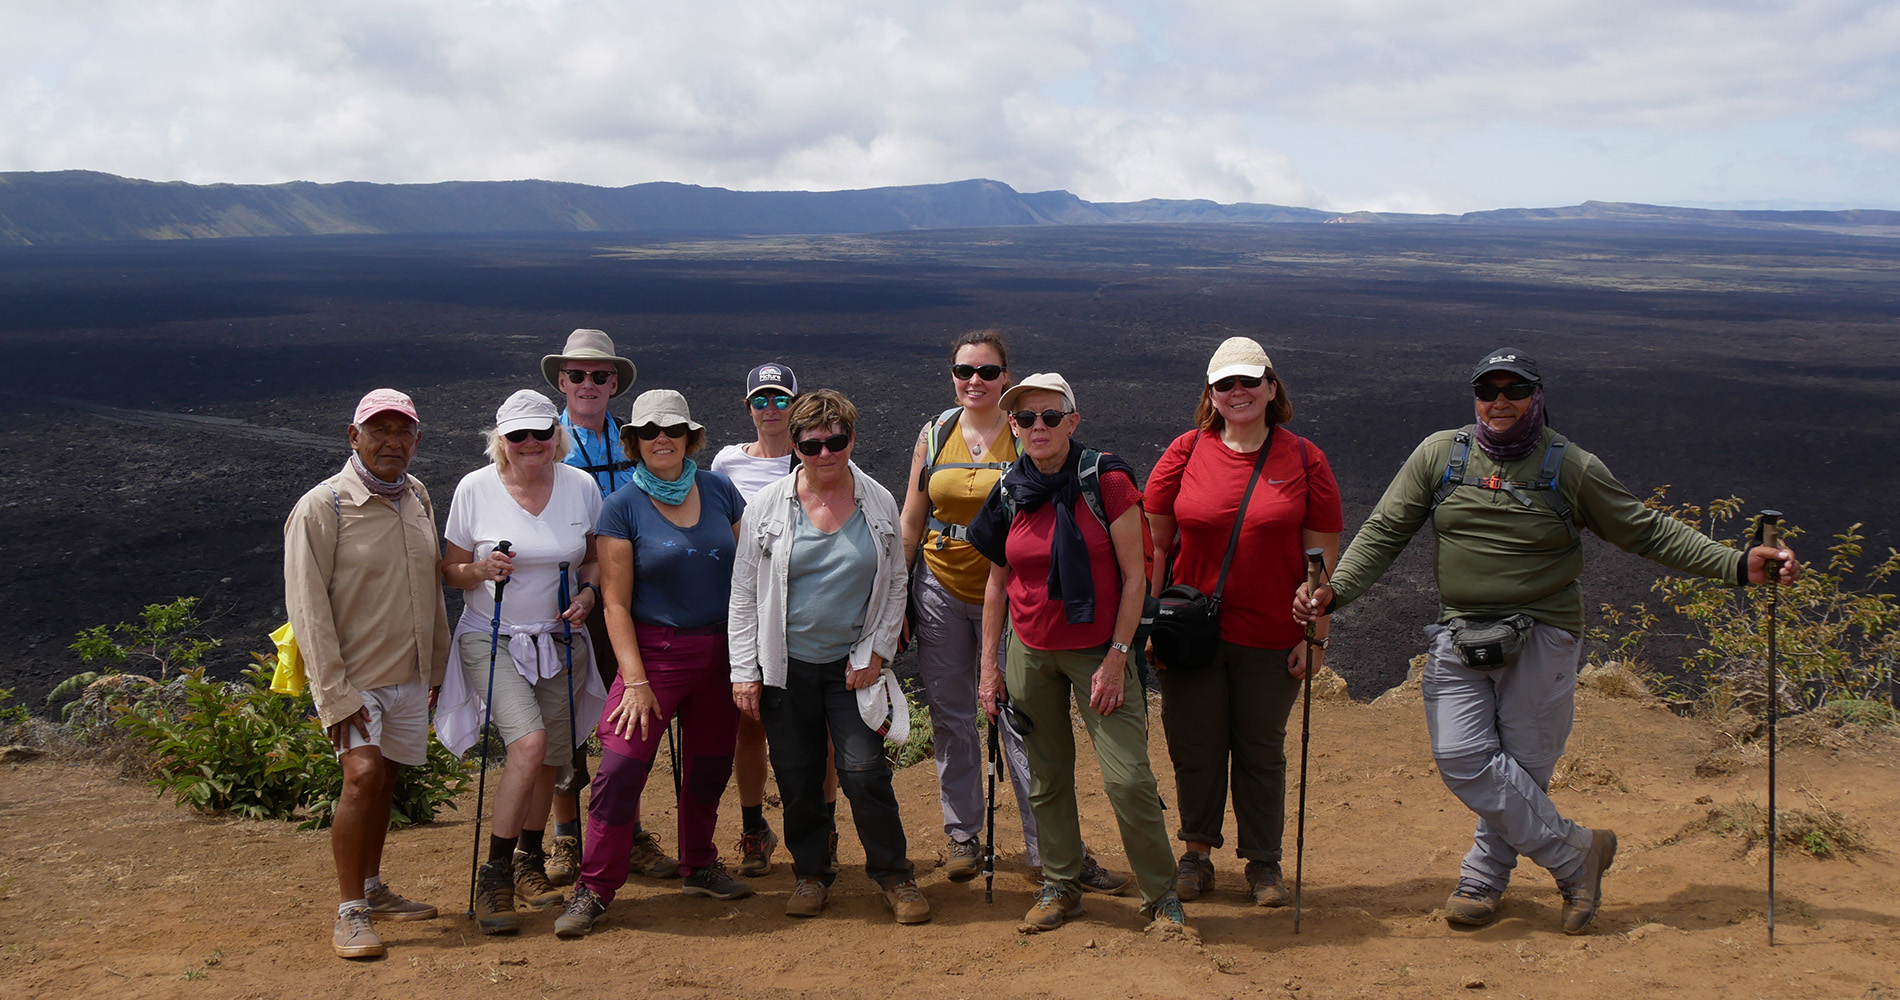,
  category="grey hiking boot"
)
[682,860,756,900]
[1445,879,1504,926]
[1245,860,1291,907]
[544,835,582,887]
[332,904,384,959]
[628,828,681,879]
[474,859,520,935]
[365,881,438,921]
[738,826,778,877]
[1560,829,1618,935]
[1141,889,1188,926]
[1174,850,1214,901]
[881,879,931,925]
[554,883,606,938]
[514,851,564,910]
[1079,853,1132,896]
[944,838,982,882]
[1019,881,1084,932]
